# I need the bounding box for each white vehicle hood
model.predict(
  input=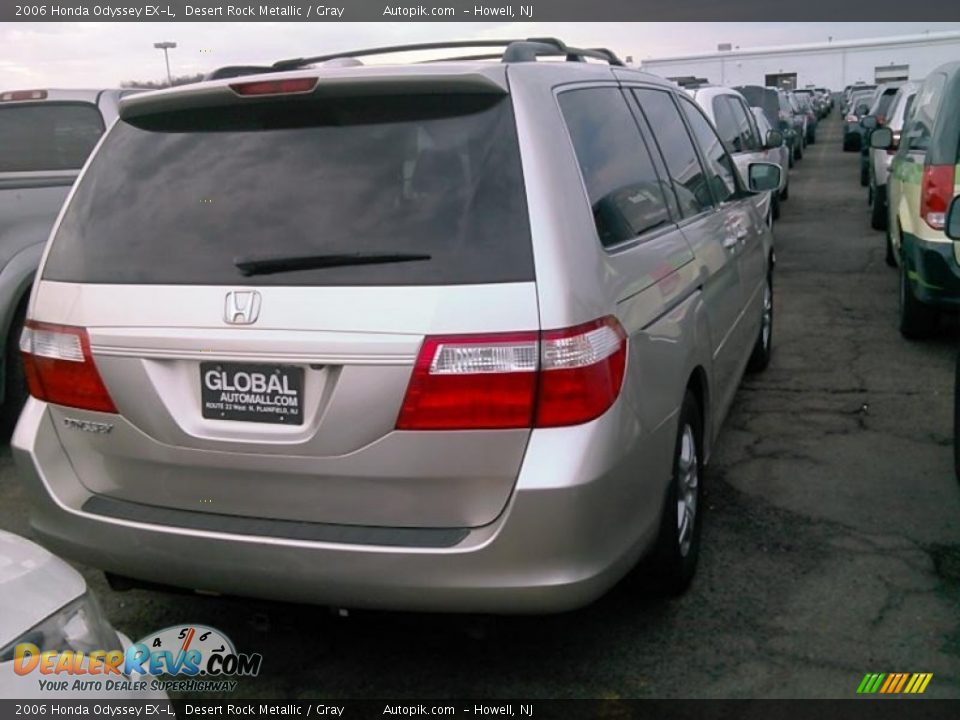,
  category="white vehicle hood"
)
[0,530,85,649]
